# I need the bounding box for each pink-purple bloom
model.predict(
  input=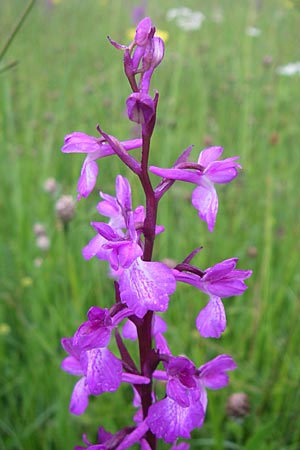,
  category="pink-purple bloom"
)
[82,174,176,317]
[61,306,150,415]
[147,354,236,442]
[82,174,144,266]
[118,257,176,318]
[126,92,156,125]
[174,258,252,338]
[60,15,252,450]
[61,337,123,415]
[61,133,142,200]
[150,146,241,231]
